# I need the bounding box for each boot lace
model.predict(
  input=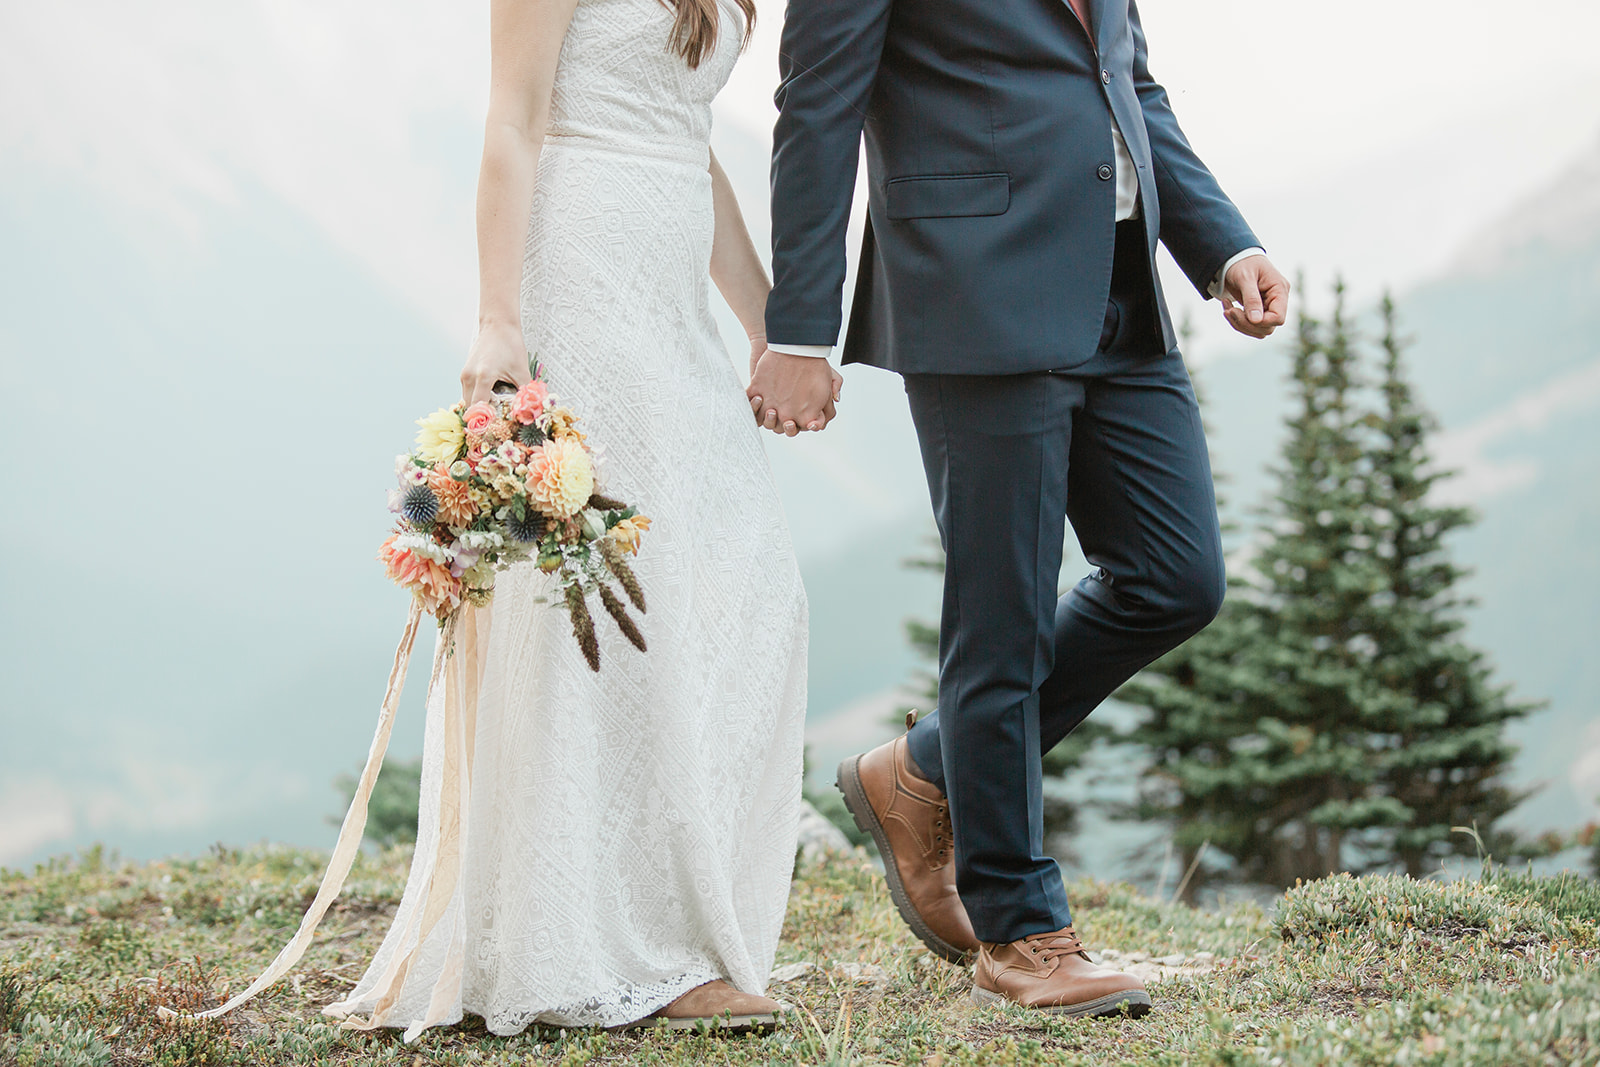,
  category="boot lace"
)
[1022,928,1088,963]
[931,802,952,862]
